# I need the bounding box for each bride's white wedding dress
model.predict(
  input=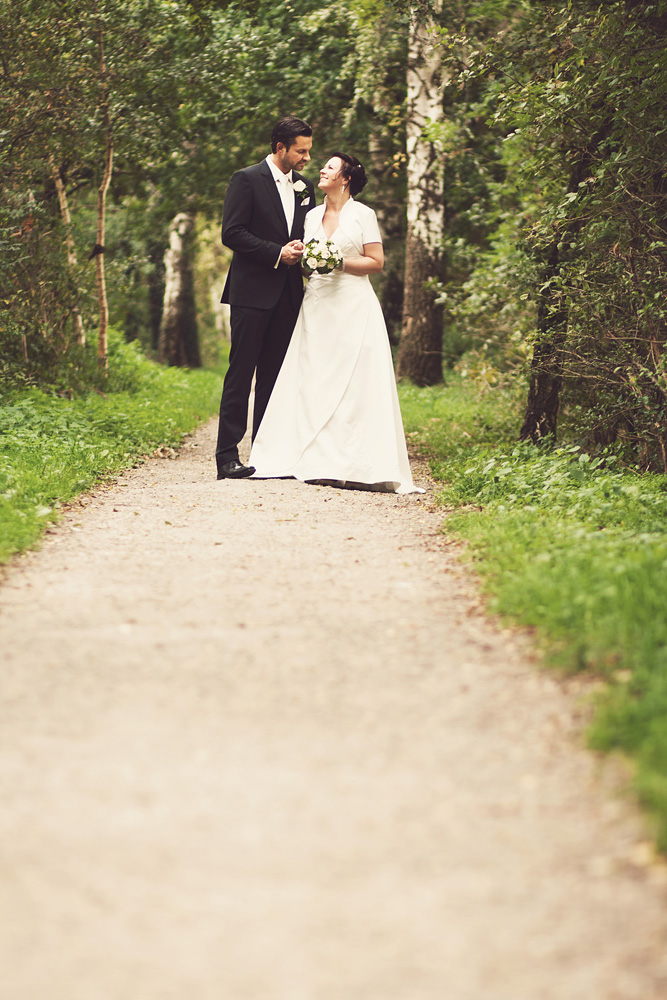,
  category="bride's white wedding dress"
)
[249,198,423,494]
